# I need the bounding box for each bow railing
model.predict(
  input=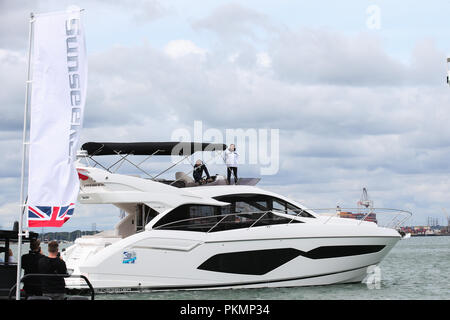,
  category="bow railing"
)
[152,207,412,233]
[310,207,412,229]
